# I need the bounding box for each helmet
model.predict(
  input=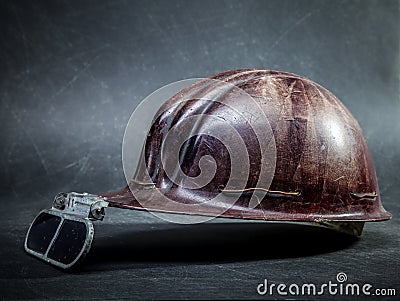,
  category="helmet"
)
[25,69,391,269]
